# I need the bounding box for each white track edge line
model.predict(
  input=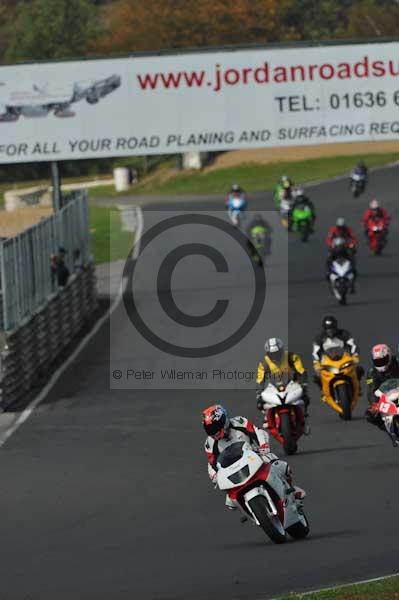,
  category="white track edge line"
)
[269,571,399,600]
[0,205,143,449]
